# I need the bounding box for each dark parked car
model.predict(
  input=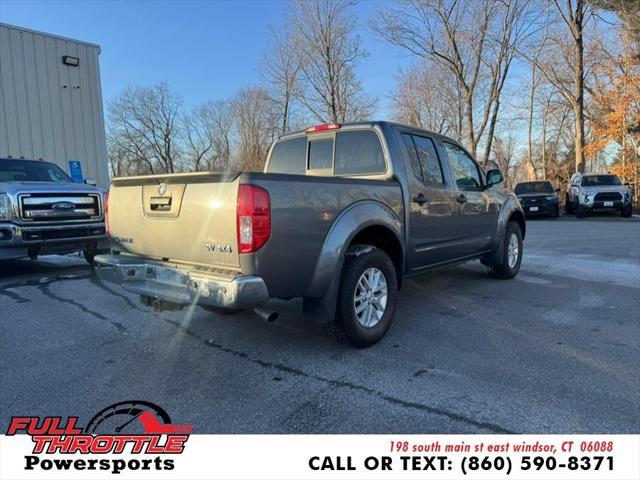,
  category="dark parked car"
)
[515,181,560,218]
